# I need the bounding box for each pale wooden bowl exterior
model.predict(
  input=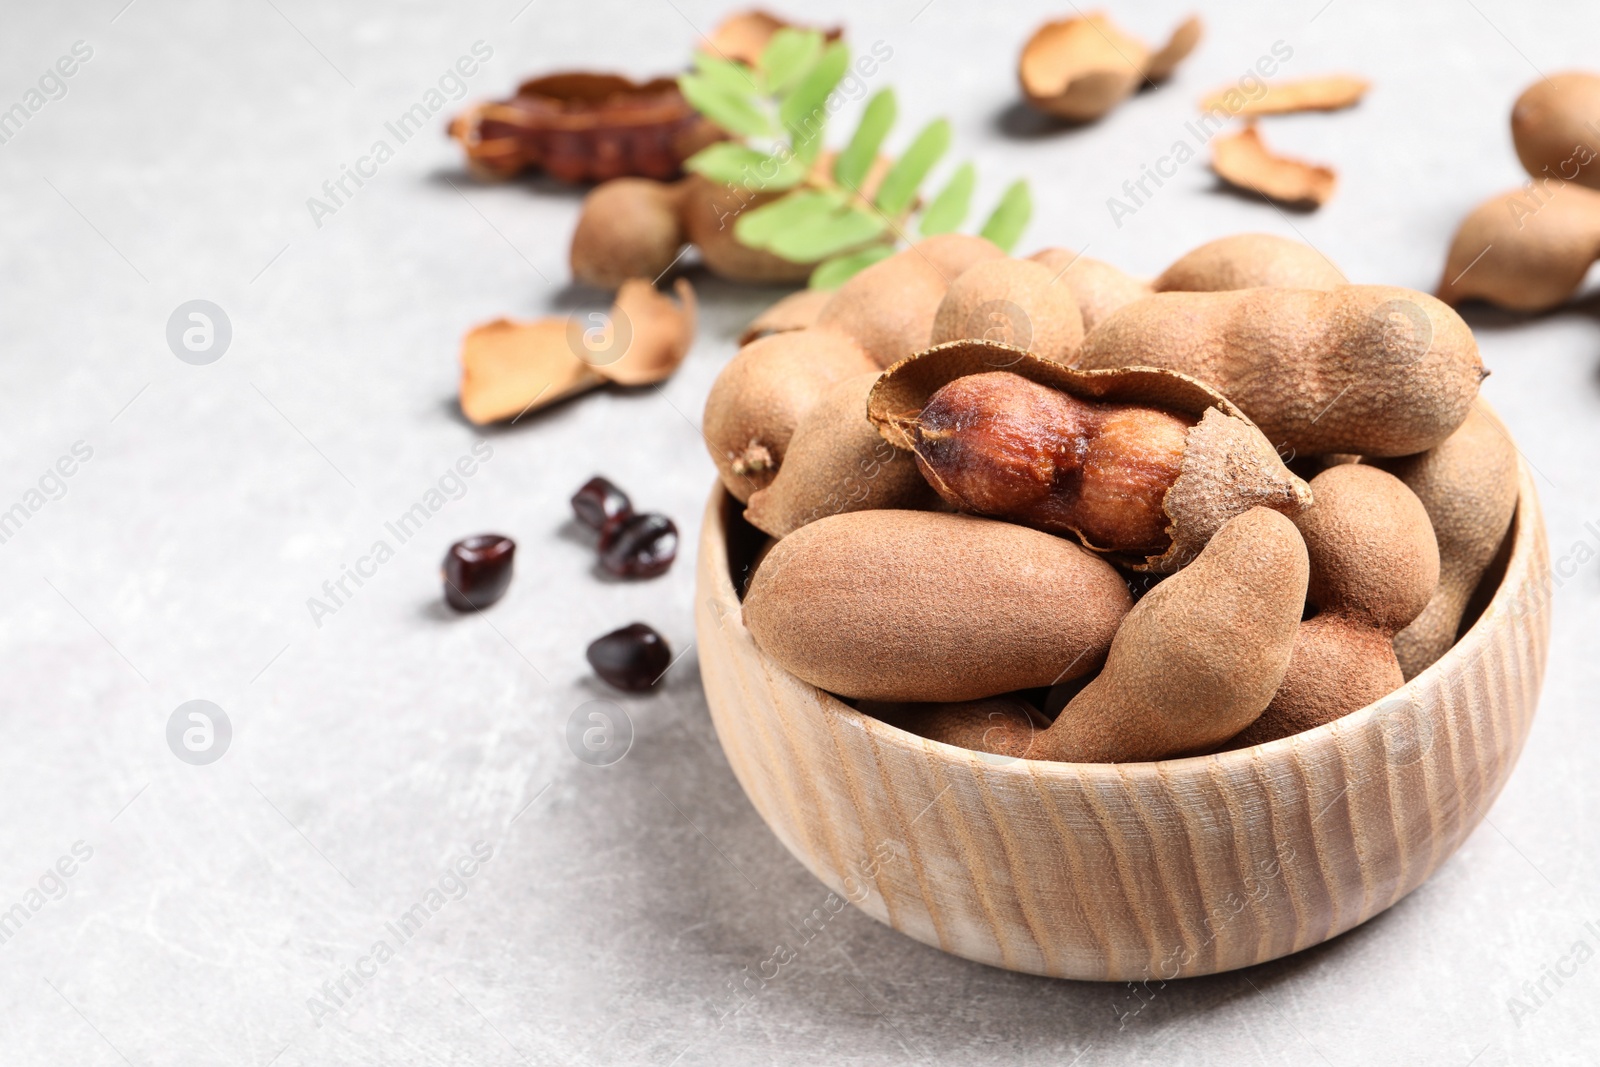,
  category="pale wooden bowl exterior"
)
[694,465,1550,981]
